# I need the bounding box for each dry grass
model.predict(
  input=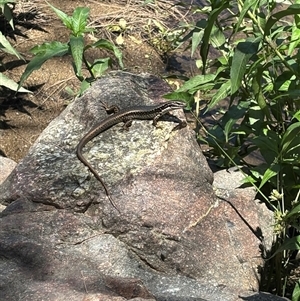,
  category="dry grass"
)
[89,0,193,55]
[89,0,193,27]
[14,0,194,31]
[12,0,196,55]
